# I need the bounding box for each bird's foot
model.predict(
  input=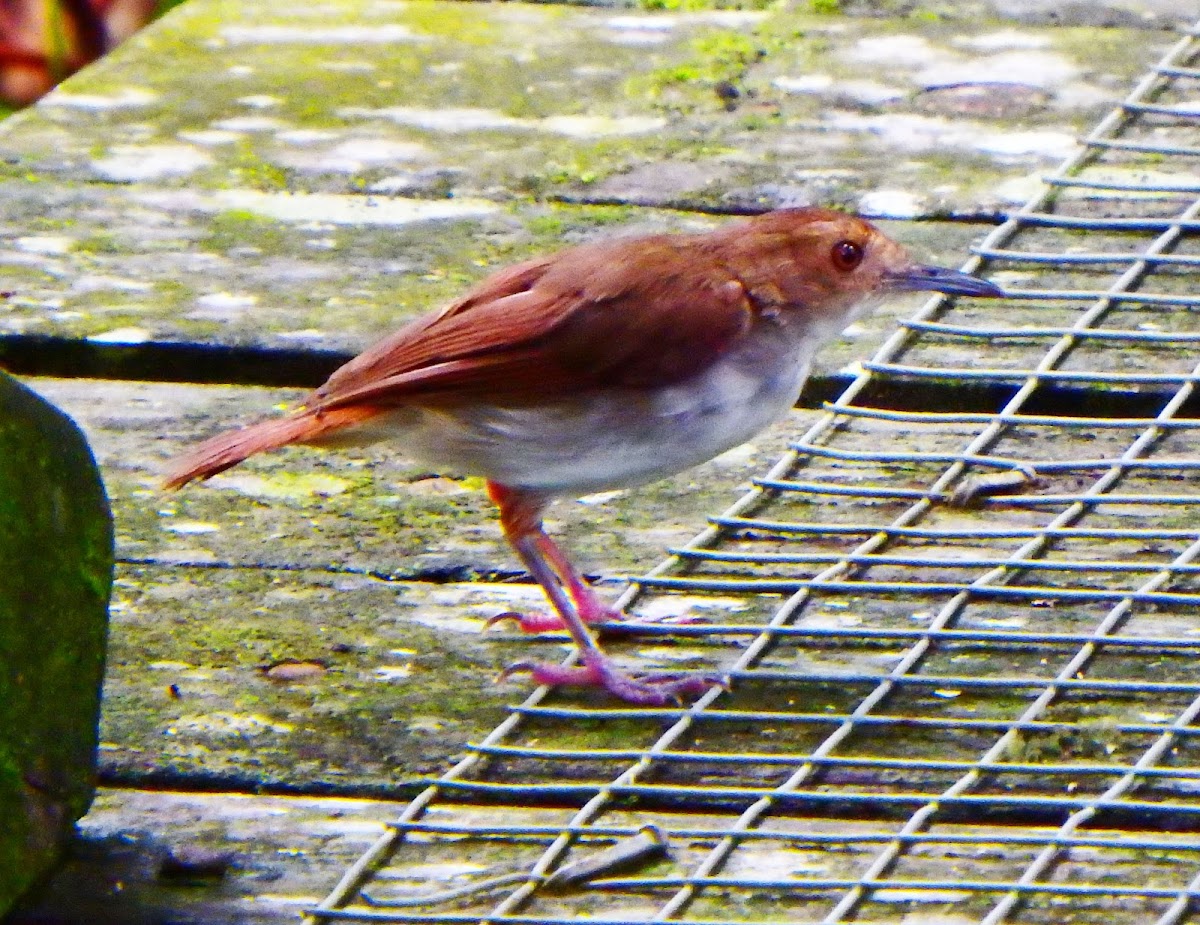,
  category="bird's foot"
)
[500,654,723,706]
